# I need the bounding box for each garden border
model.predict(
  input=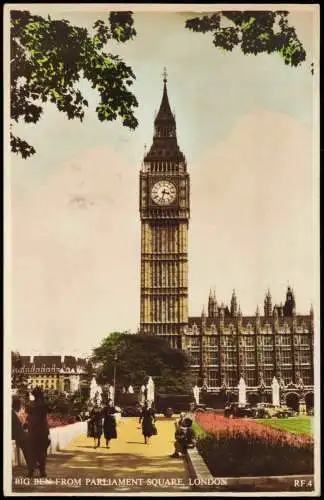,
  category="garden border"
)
[187,411,315,492]
[186,448,314,492]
